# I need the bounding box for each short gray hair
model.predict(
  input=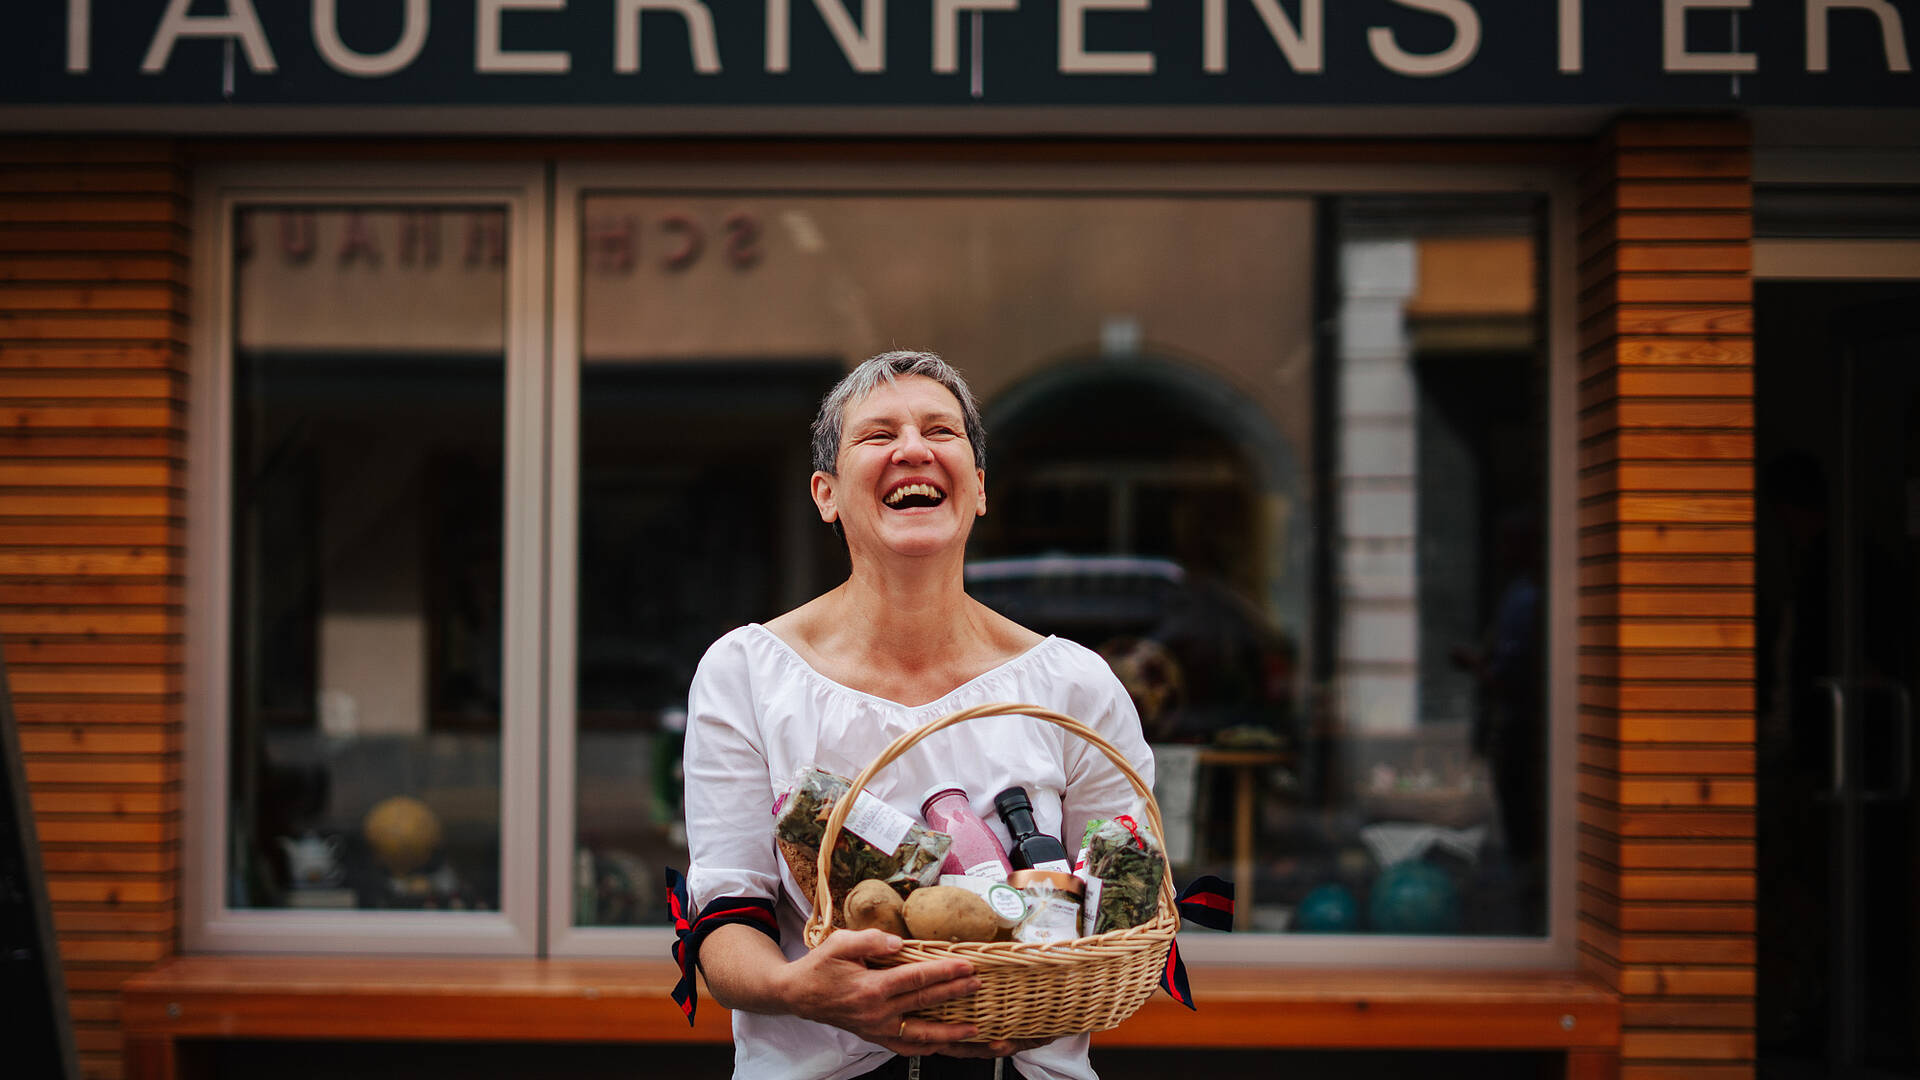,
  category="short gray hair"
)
[811,350,987,476]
